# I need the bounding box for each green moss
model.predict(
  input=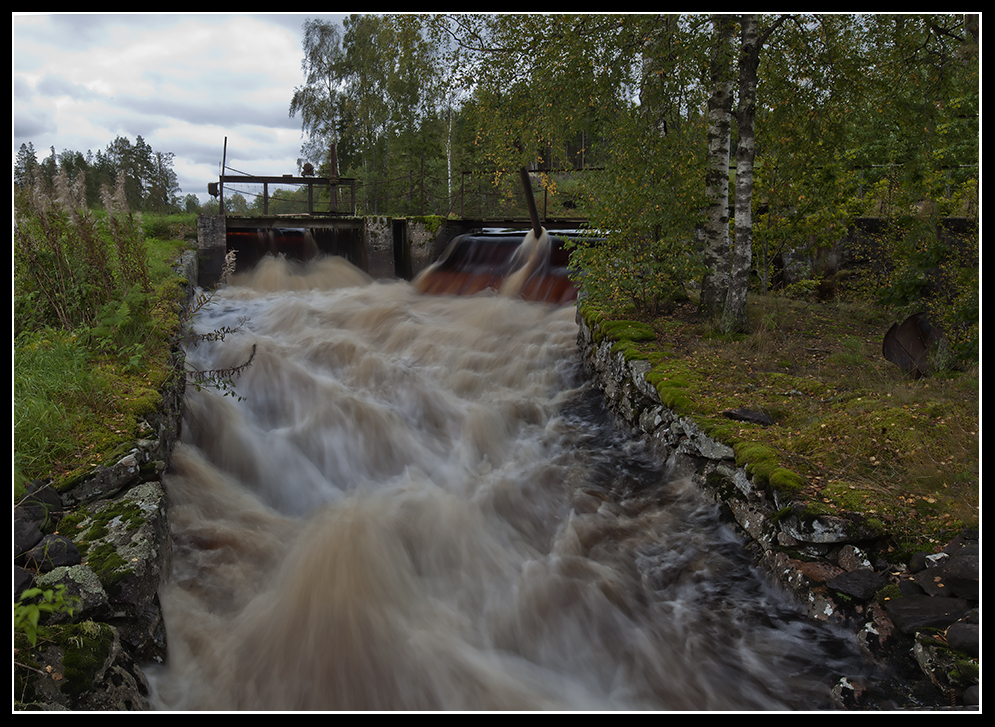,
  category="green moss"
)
[822,481,877,511]
[875,583,903,606]
[646,371,689,389]
[769,467,807,496]
[58,621,115,700]
[734,441,778,469]
[658,388,694,415]
[411,215,445,235]
[797,501,834,518]
[587,317,657,346]
[601,319,656,342]
[612,340,649,360]
[85,542,130,593]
